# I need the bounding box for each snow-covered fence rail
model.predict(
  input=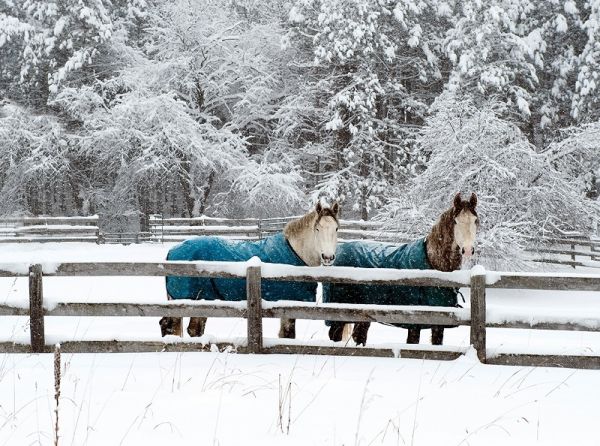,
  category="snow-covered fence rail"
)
[1,261,600,368]
[0,216,100,243]
[530,237,600,268]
